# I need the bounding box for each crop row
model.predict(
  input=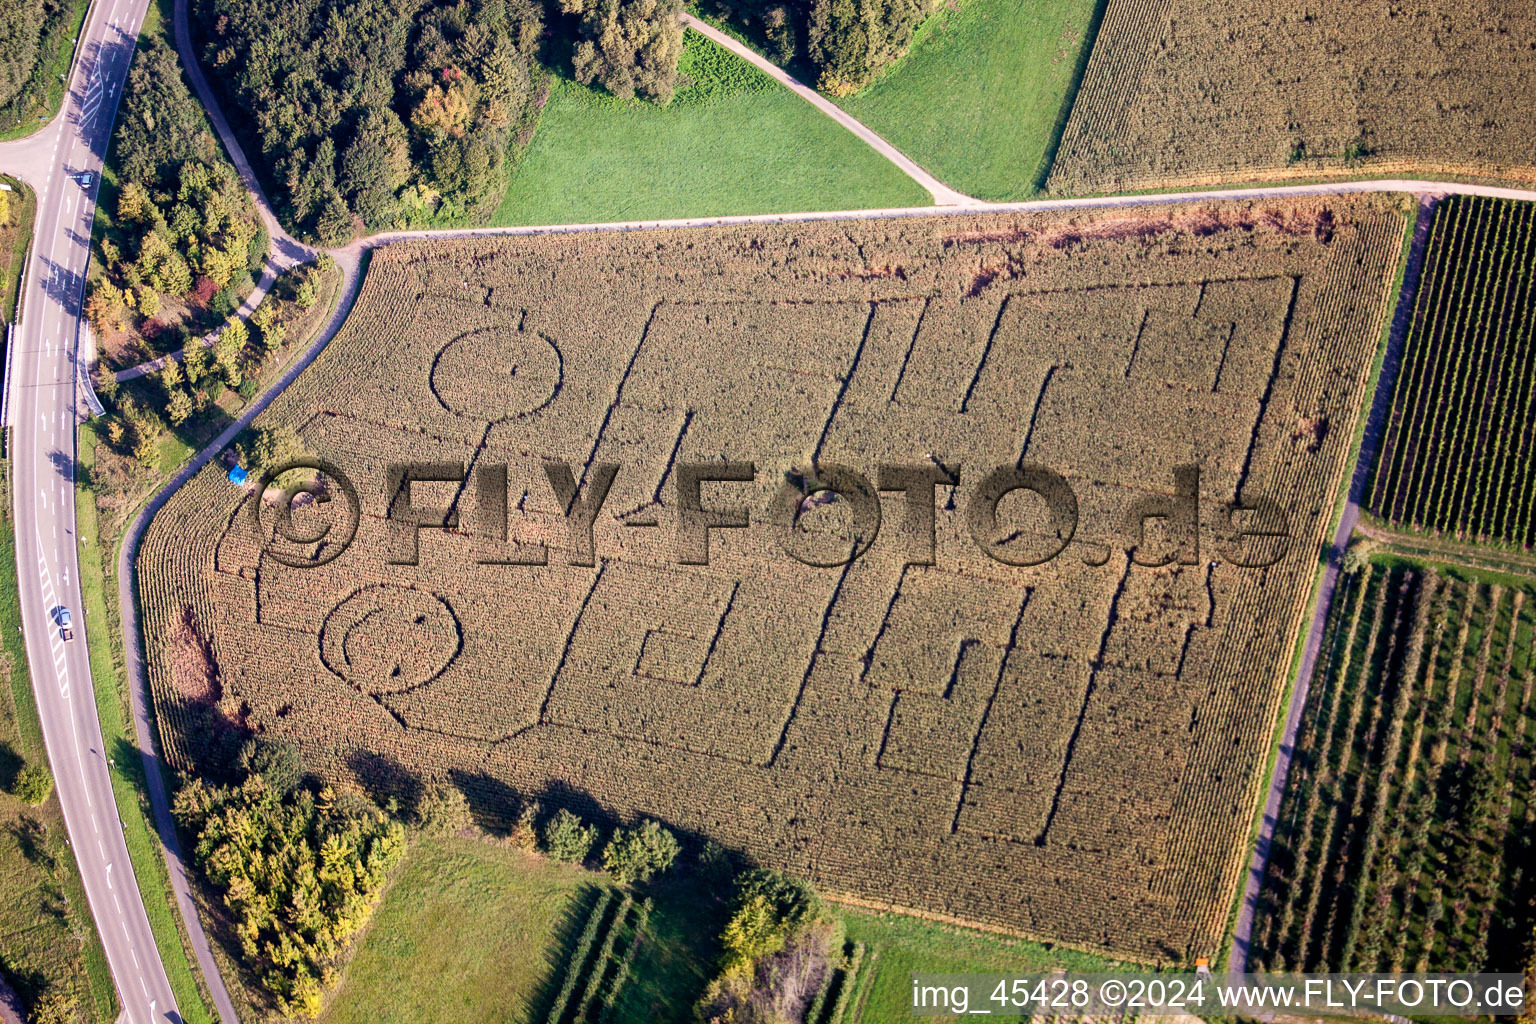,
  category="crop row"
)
[1369,195,1536,548]
[544,889,653,1024]
[1252,564,1536,971]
